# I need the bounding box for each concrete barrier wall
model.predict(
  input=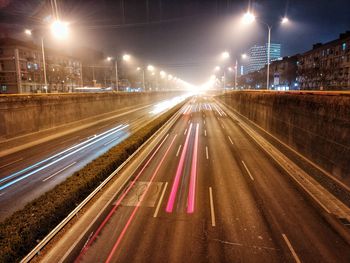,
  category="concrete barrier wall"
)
[0,92,180,140]
[218,91,350,183]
